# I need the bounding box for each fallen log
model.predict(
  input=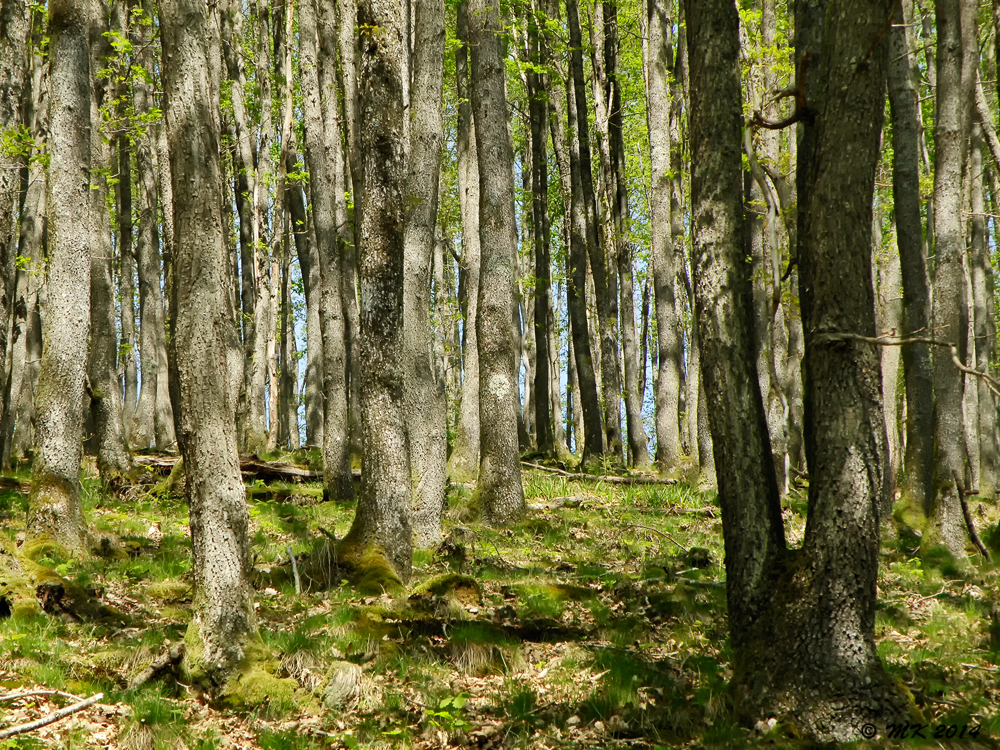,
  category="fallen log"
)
[135,455,324,483]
